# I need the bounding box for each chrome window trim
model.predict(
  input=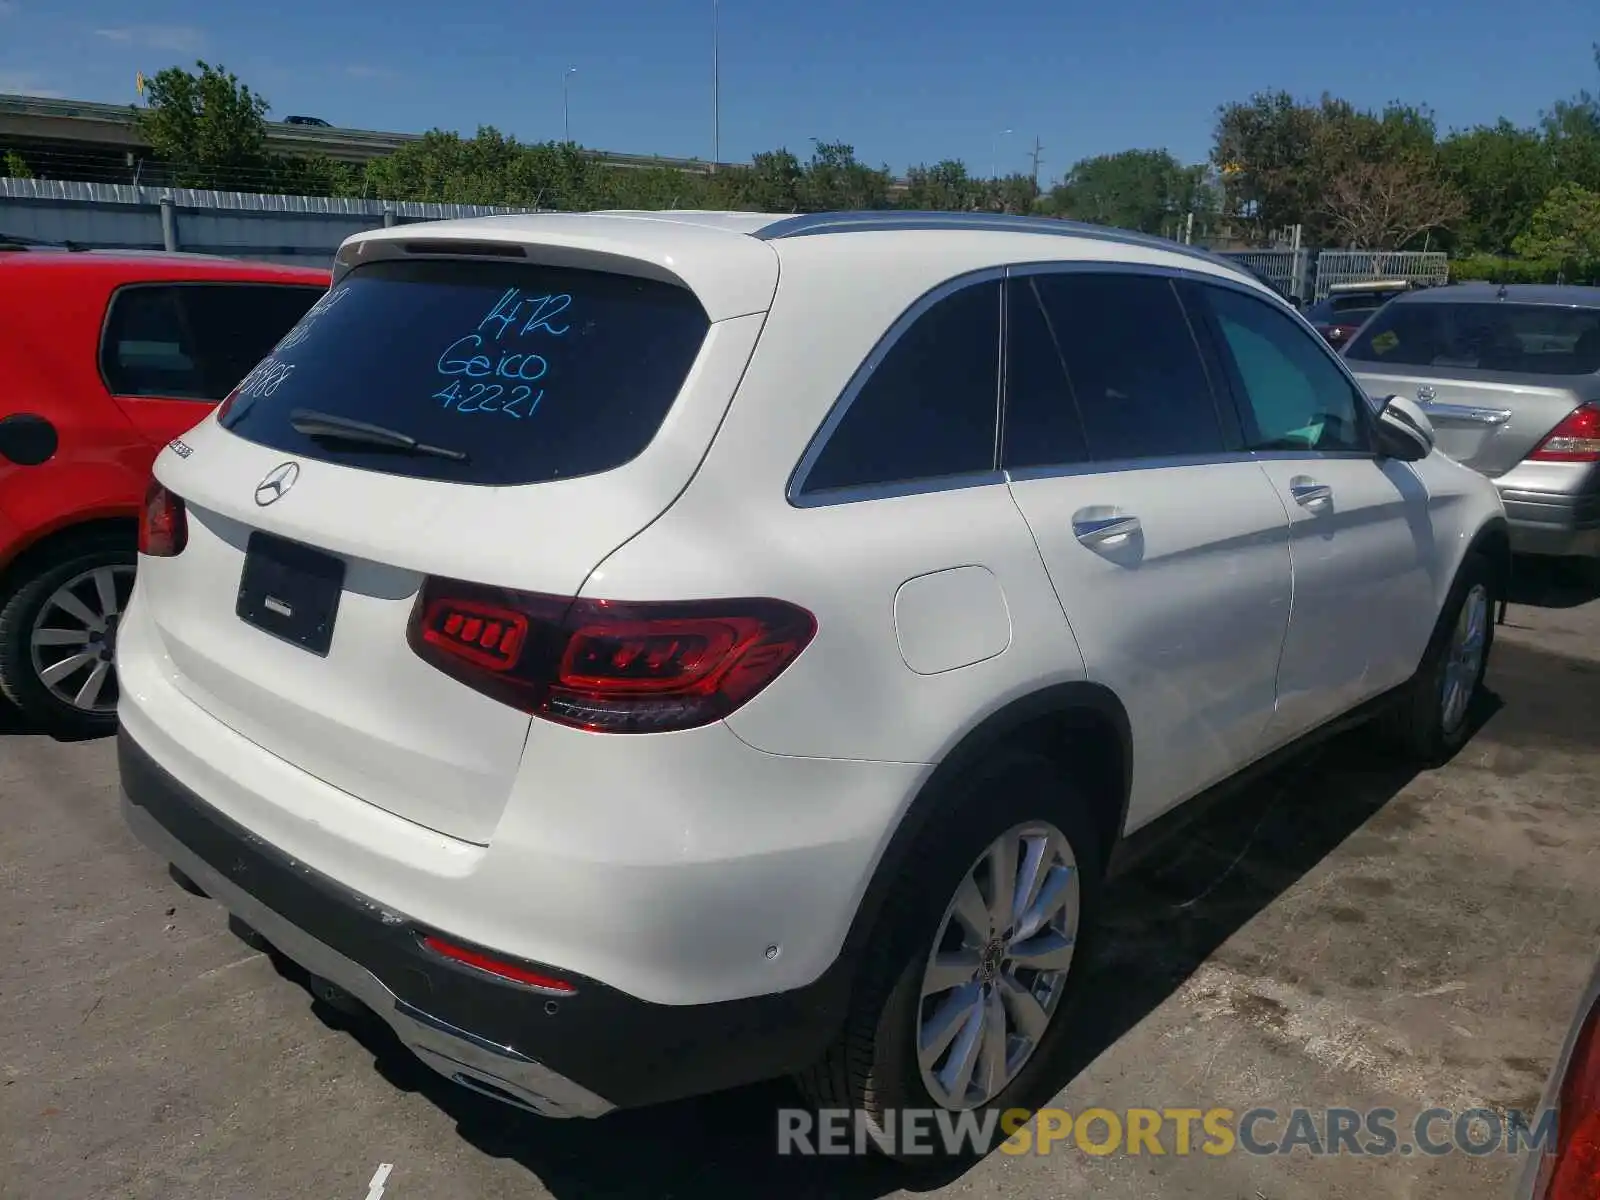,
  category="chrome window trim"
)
[786,267,1005,508]
[787,257,1382,510]
[1005,450,1258,484]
